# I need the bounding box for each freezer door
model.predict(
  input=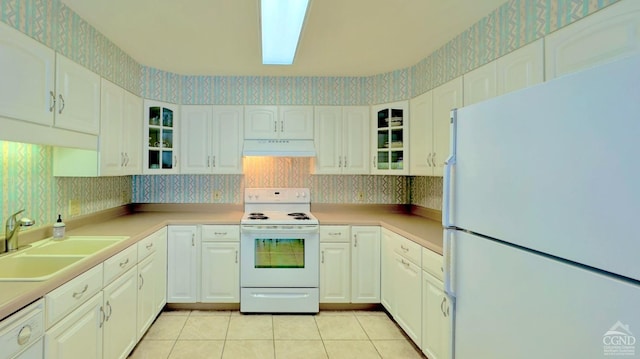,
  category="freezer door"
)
[452,230,640,359]
[450,54,640,280]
